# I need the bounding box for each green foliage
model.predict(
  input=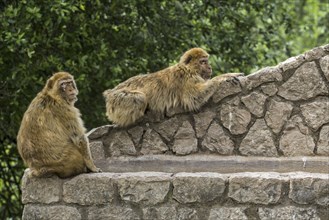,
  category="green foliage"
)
[0,0,328,218]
